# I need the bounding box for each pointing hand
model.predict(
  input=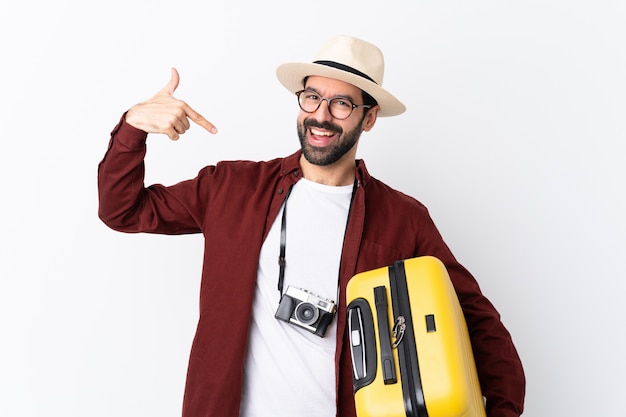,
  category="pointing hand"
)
[125,68,217,140]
